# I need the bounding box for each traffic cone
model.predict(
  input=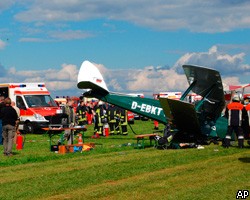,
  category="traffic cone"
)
[59,145,66,154]
[78,133,83,144]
